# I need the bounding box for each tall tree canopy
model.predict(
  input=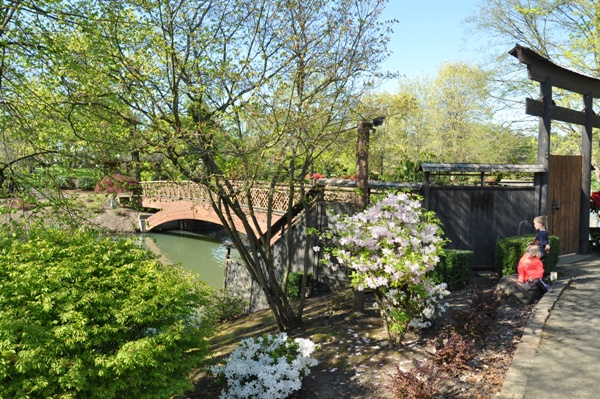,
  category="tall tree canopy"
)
[1,0,395,331]
[354,62,536,182]
[469,0,600,157]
